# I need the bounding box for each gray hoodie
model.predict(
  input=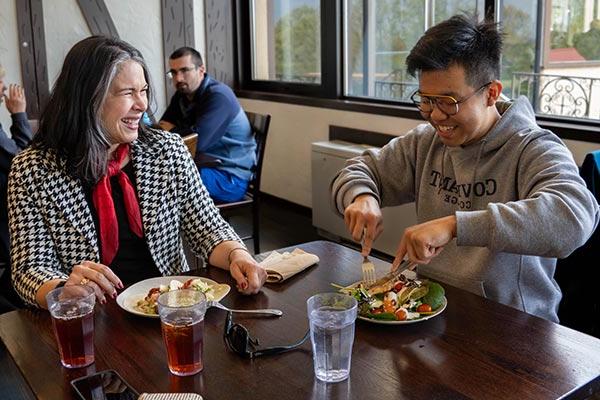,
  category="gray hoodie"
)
[332,97,599,322]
